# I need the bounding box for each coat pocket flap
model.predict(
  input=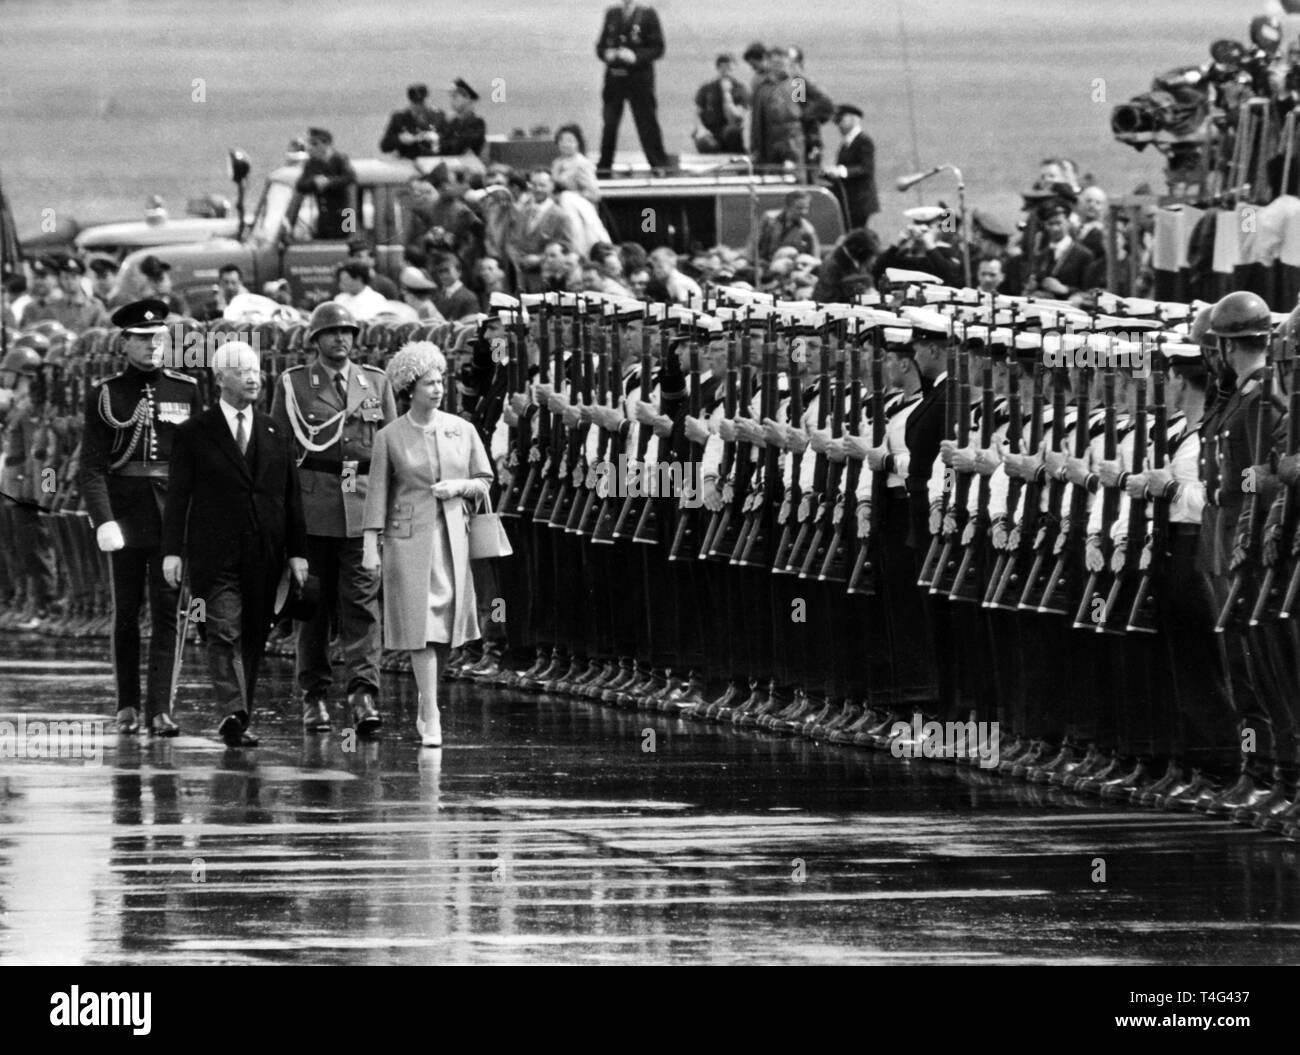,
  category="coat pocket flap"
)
[389,501,414,519]
[386,518,413,538]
